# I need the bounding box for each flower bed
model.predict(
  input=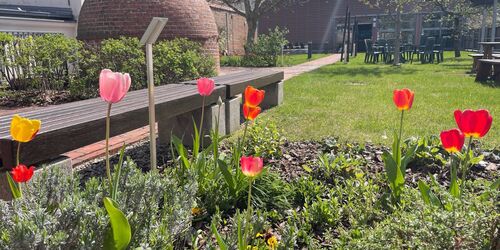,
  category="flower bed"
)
[0,70,498,249]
